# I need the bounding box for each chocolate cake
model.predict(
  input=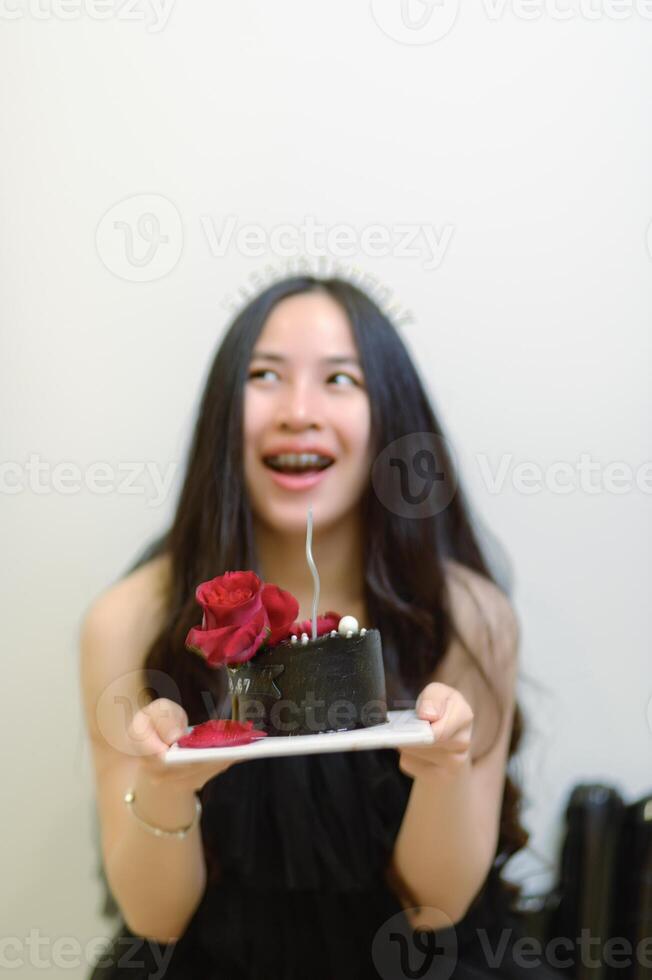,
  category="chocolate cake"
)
[226,622,388,737]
